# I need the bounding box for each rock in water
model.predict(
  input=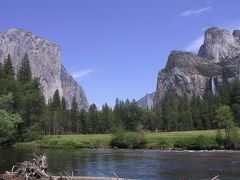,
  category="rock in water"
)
[0,28,88,109]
